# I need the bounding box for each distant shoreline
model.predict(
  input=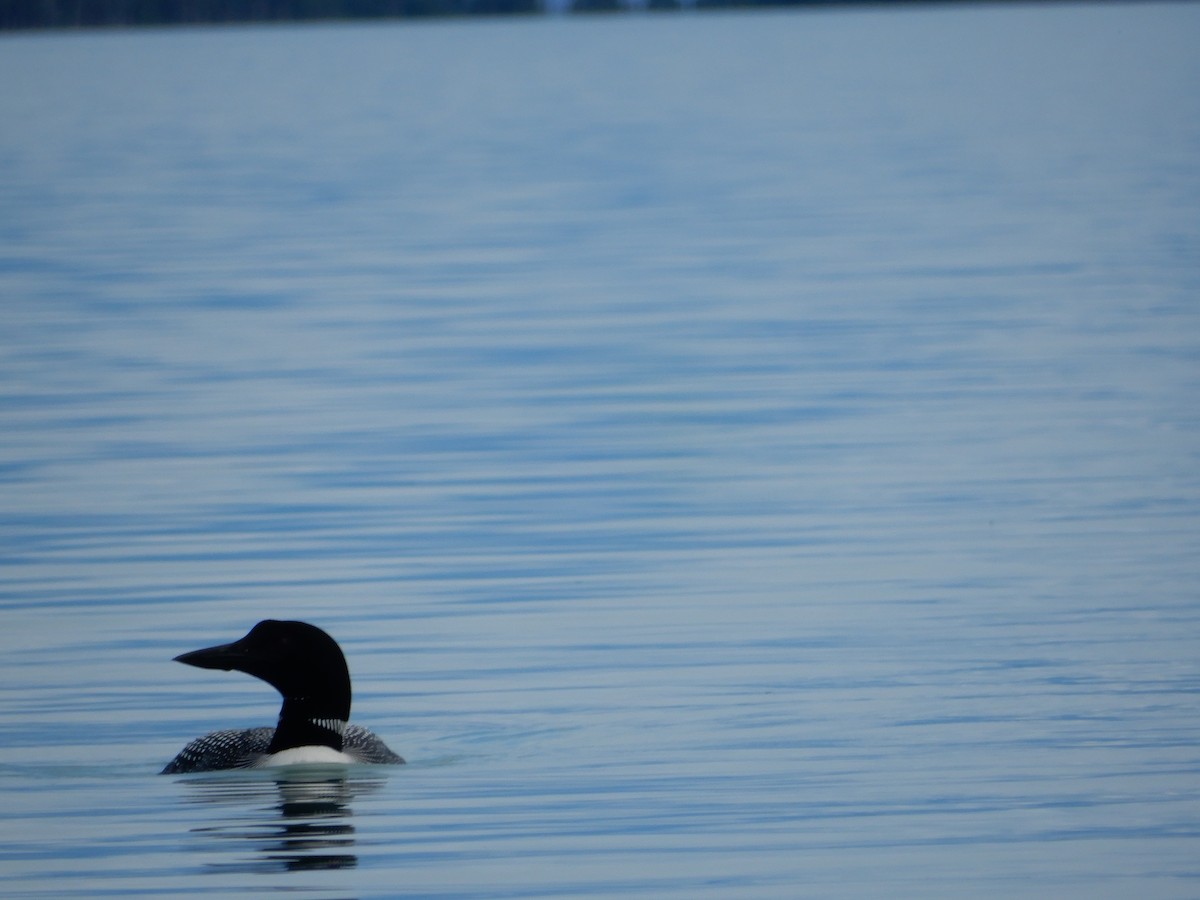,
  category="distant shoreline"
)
[0,0,1105,34]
